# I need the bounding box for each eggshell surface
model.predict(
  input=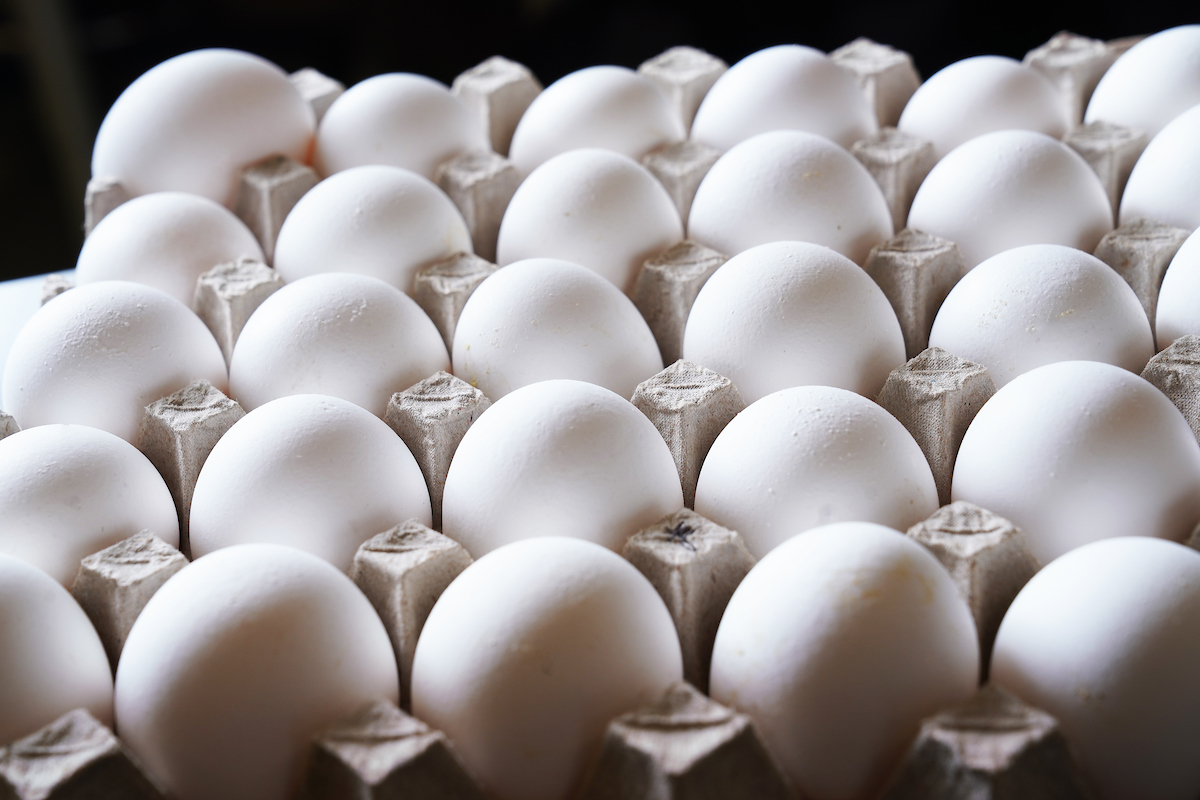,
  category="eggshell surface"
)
[929,244,1153,388]
[710,522,978,800]
[75,192,263,308]
[273,165,472,293]
[683,241,905,402]
[441,380,682,557]
[115,544,398,800]
[952,360,1200,565]
[411,537,682,800]
[0,554,113,744]
[91,48,314,205]
[1156,227,1200,349]
[496,149,682,292]
[687,130,892,264]
[1085,25,1200,140]
[907,130,1112,270]
[690,45,877,151]
[1119,103,1200,231]
[2,281,228,443]
[992,537,1200,800]
[189,394,431,571]
[694,386,938,558]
